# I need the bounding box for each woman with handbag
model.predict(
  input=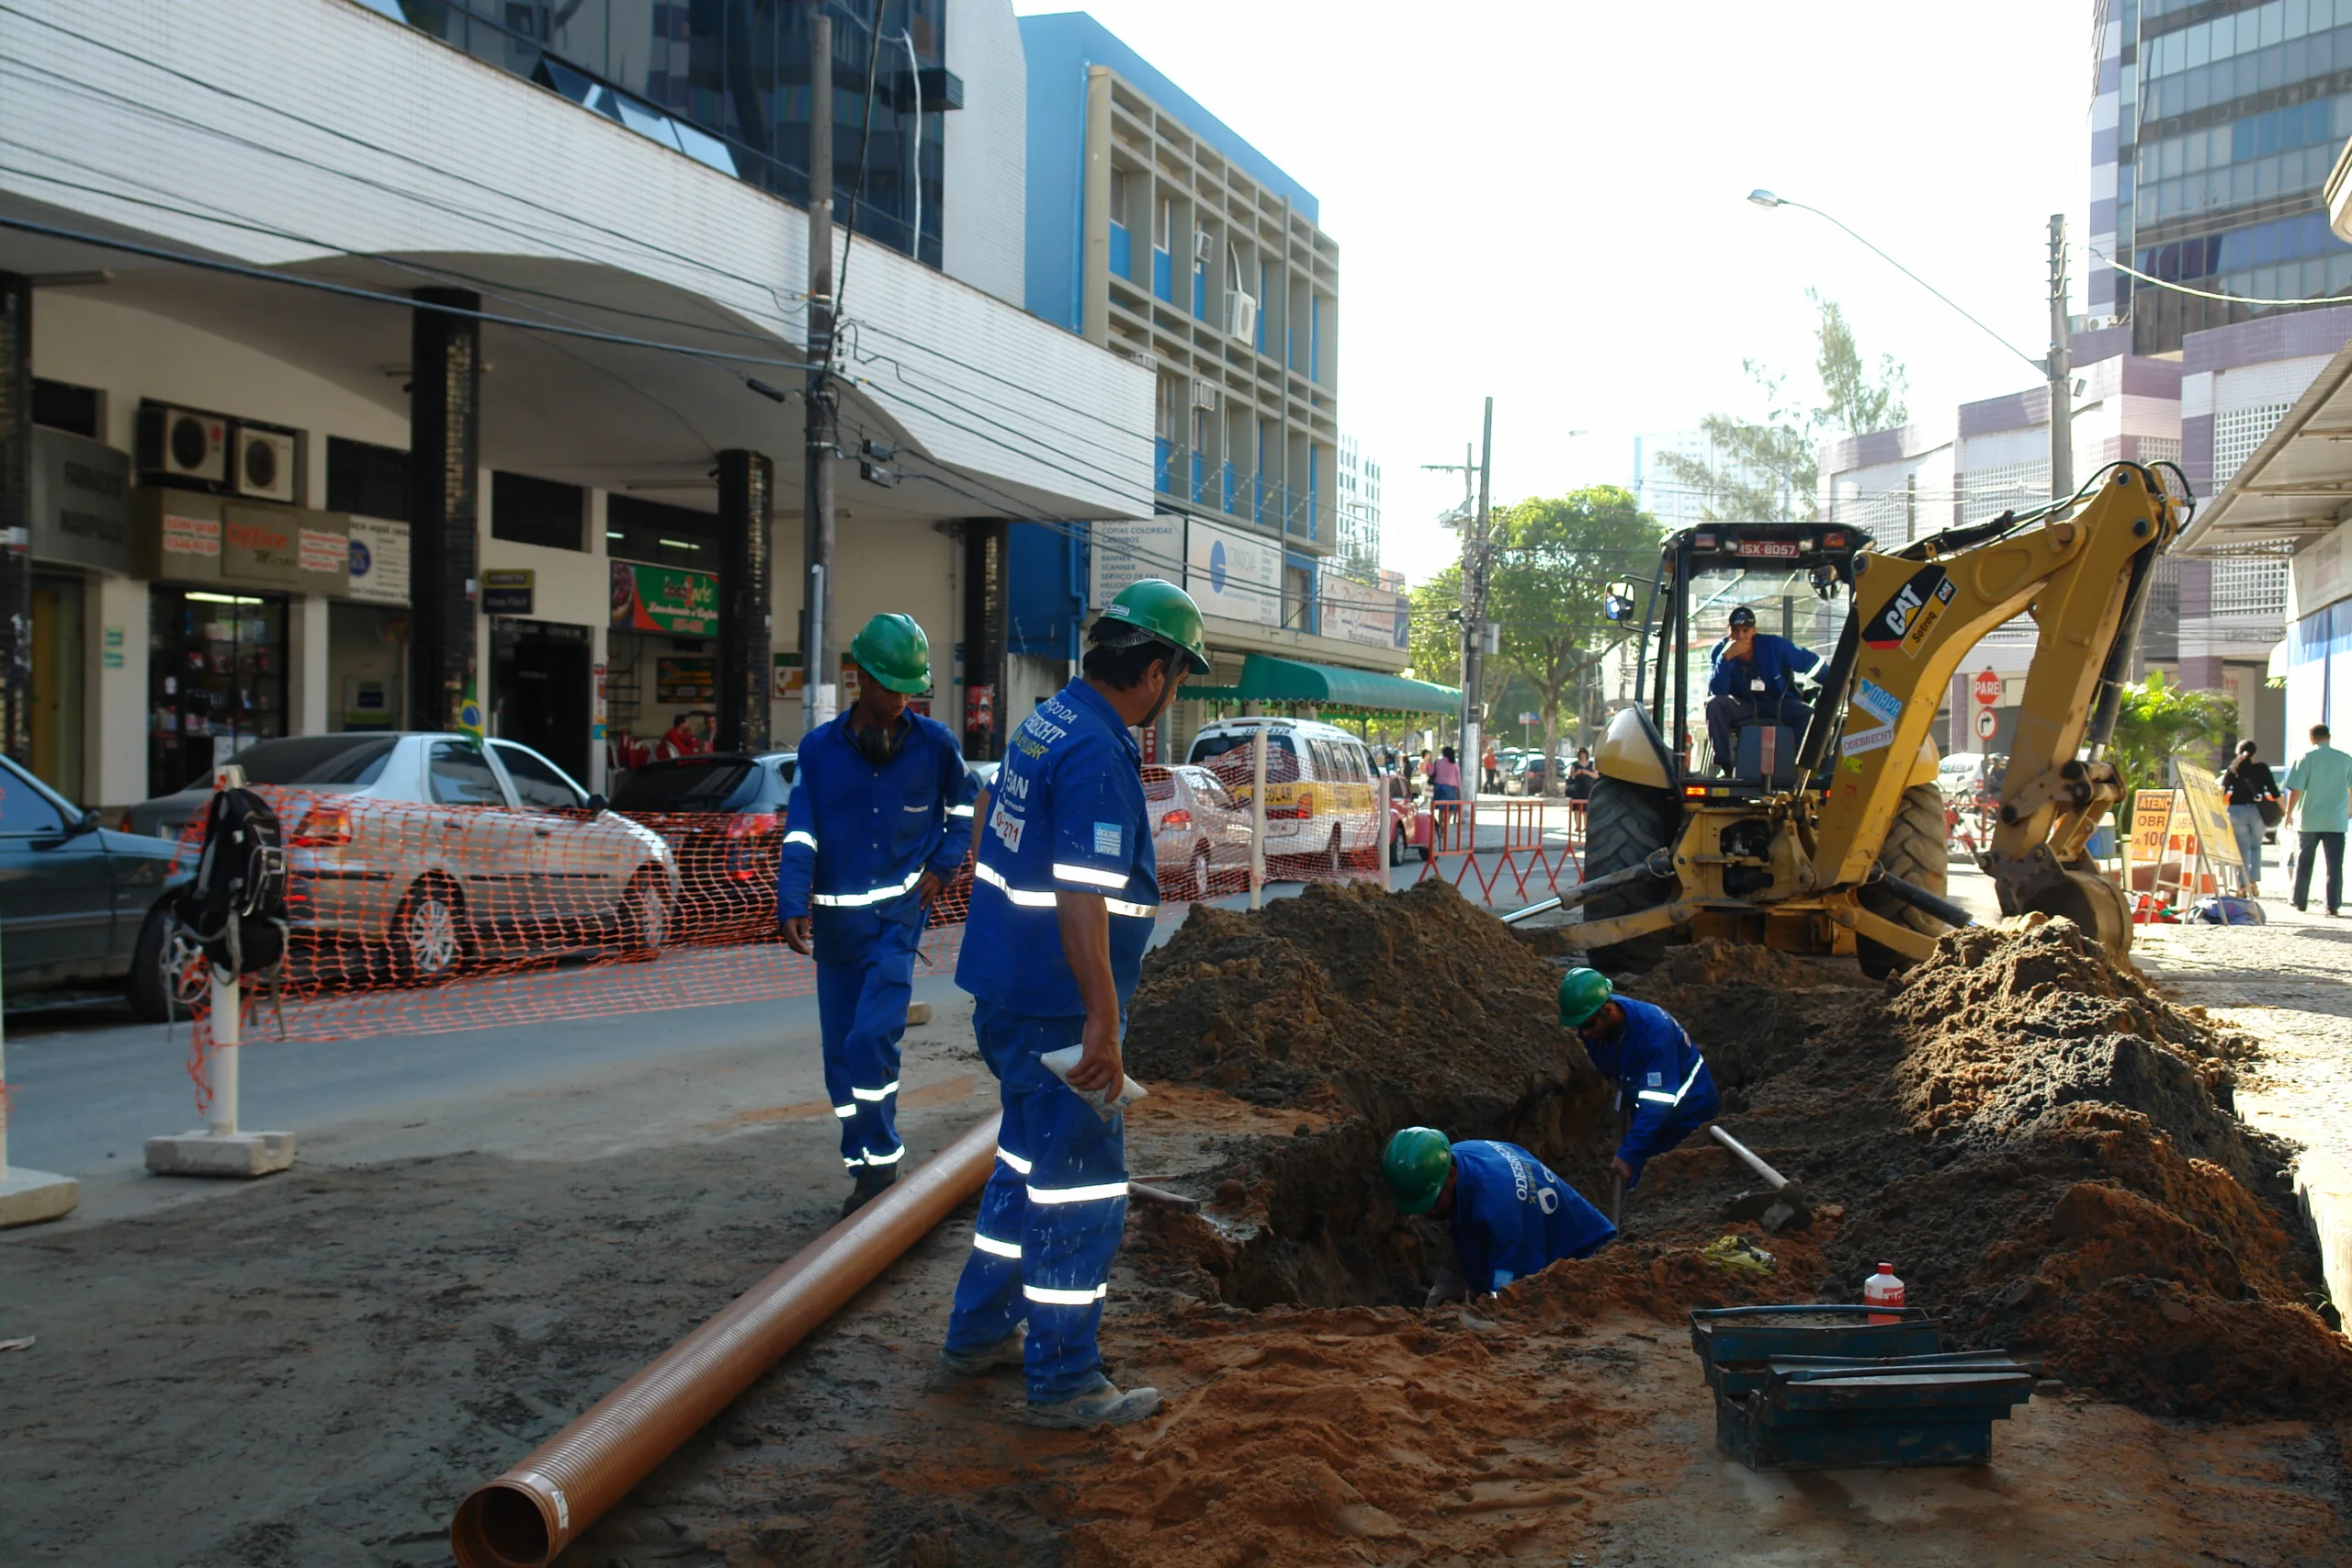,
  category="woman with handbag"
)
[2224,739,2282,897]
